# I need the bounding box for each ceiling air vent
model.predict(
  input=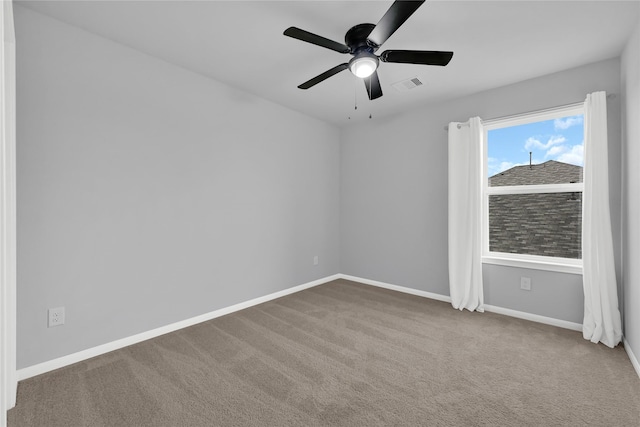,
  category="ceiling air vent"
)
[391,77,423,92]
